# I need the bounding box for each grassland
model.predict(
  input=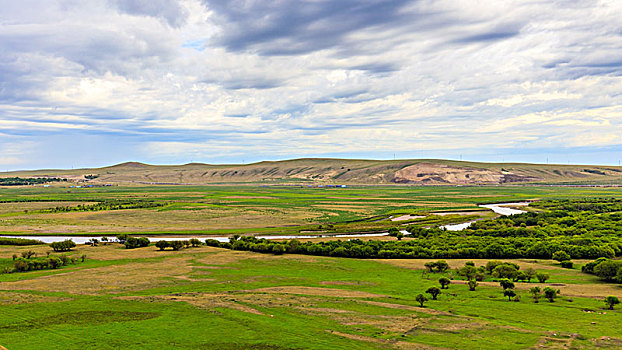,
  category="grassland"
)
[1,243,621,349]
[1,185,622,236]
